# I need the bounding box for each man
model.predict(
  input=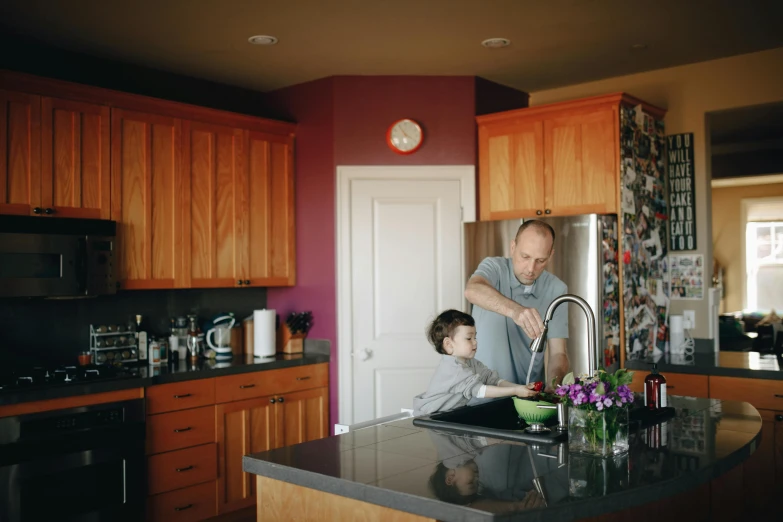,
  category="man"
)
[464,220,569,390]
